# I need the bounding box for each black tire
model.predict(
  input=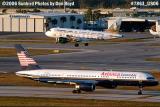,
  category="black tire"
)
[75,43,79,47]
[138,91,142,95]
[84,43,89,46]
[77,90,81,93]
[72,90,81,94]
[72,90,77,93]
